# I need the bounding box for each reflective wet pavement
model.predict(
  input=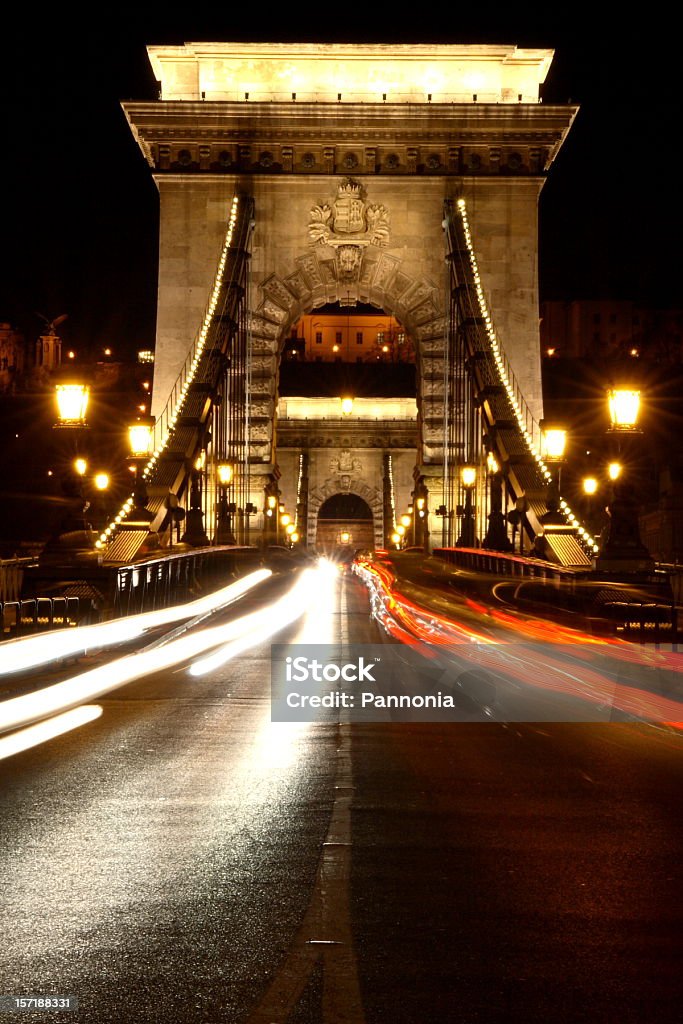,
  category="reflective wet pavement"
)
[1,573,682,1022]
